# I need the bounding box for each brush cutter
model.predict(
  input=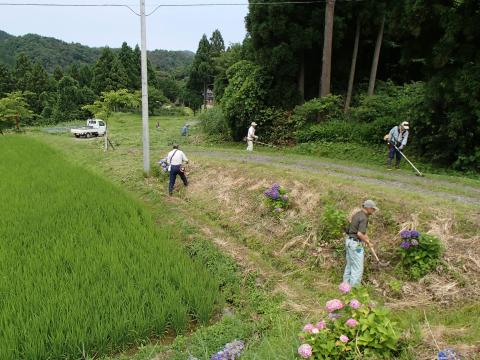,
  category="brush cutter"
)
[255,140,278,148]
[243,137,278,148]
[391,142,424,177]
